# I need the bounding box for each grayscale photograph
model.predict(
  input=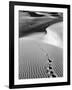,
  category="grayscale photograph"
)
[19,10,63,79]
[9,2,70,88]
